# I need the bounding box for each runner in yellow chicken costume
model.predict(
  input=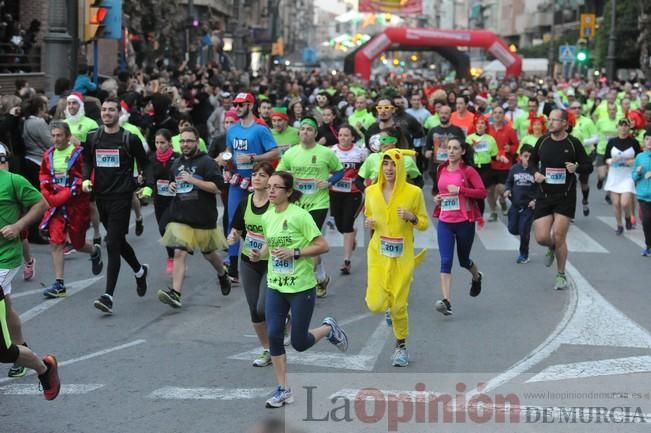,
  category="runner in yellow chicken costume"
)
[364,143,429,367]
